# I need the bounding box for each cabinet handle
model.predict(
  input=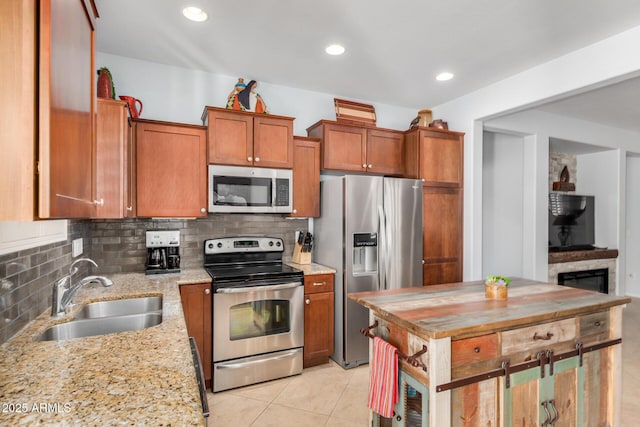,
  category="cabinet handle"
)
[255,157,260,162]
[594,320,602,327]
[248,156,253,162]
[541,401,551,427]
[533,332,554,341]
[312,282,326,286]
[126,206,132,211]
[204,288,211,295]
[549,399,559,424]
[200,207,207,213]
[93,198,104,207]
[305,298,310,305]
[368,164,372,169]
